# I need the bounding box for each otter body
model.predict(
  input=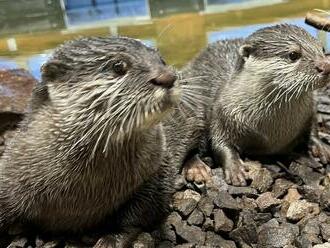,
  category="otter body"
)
[0,37,179,245]
[182,24,330,185]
